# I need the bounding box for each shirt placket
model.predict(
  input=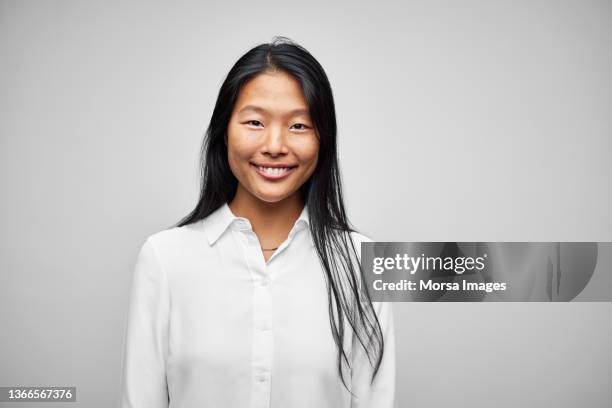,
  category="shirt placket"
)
[235,222,274,408]
[234,219,303,408]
